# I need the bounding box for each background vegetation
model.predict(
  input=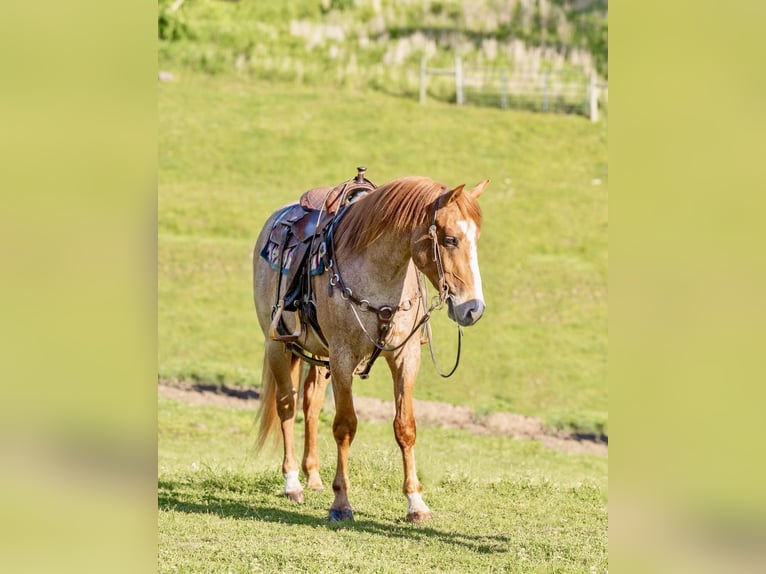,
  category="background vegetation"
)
[159,0,607,102]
